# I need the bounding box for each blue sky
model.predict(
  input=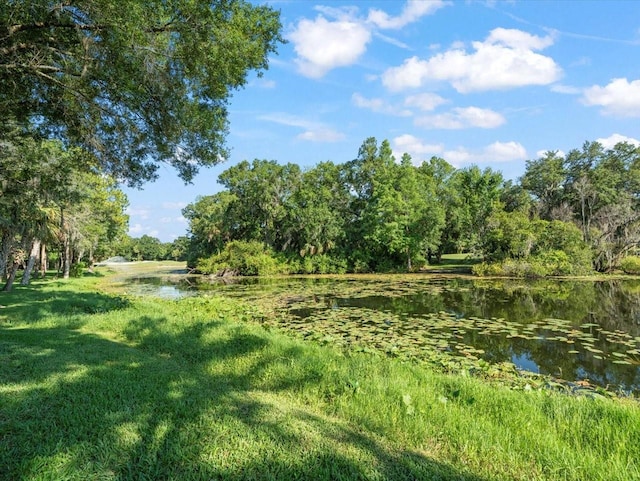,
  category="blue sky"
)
[124,0,640,242]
